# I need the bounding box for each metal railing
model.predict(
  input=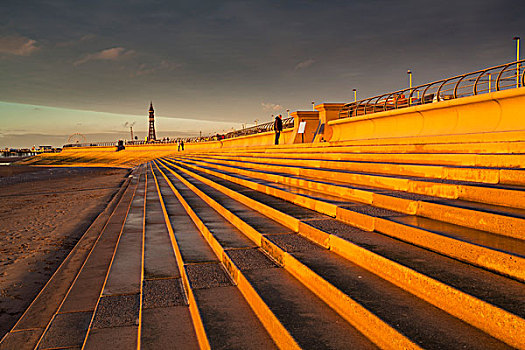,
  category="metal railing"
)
[61,116,296,148]
[63,142,115,148]
[63,139,181,148]
[222,117,294,140]
[339,60,525,118]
